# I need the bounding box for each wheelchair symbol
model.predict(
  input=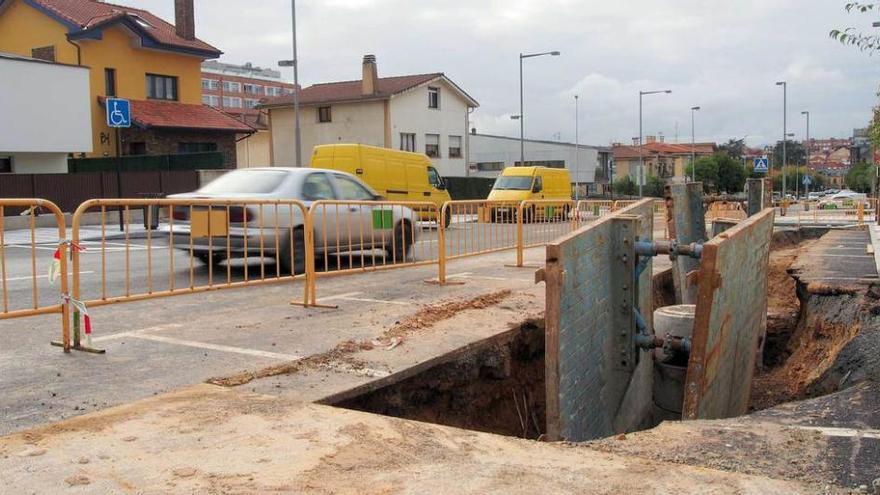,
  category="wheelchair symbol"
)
[109,101,128,126]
